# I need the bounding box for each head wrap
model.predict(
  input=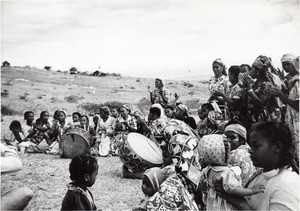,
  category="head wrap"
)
[100,106,110,115]
[281,54,296,63]
[252,55,271,70]
[177,103,188,114]
[198,134,230,165]
[132,110,145,120]
[122,104,131,113]
[210,101,222,113]
[155,78,164,86]
[57,109,67,117]
[151,103,168,121]
[224,124,247,139]
[213,58,226,68]
[207,111,223,127]
[143,167,166,193]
